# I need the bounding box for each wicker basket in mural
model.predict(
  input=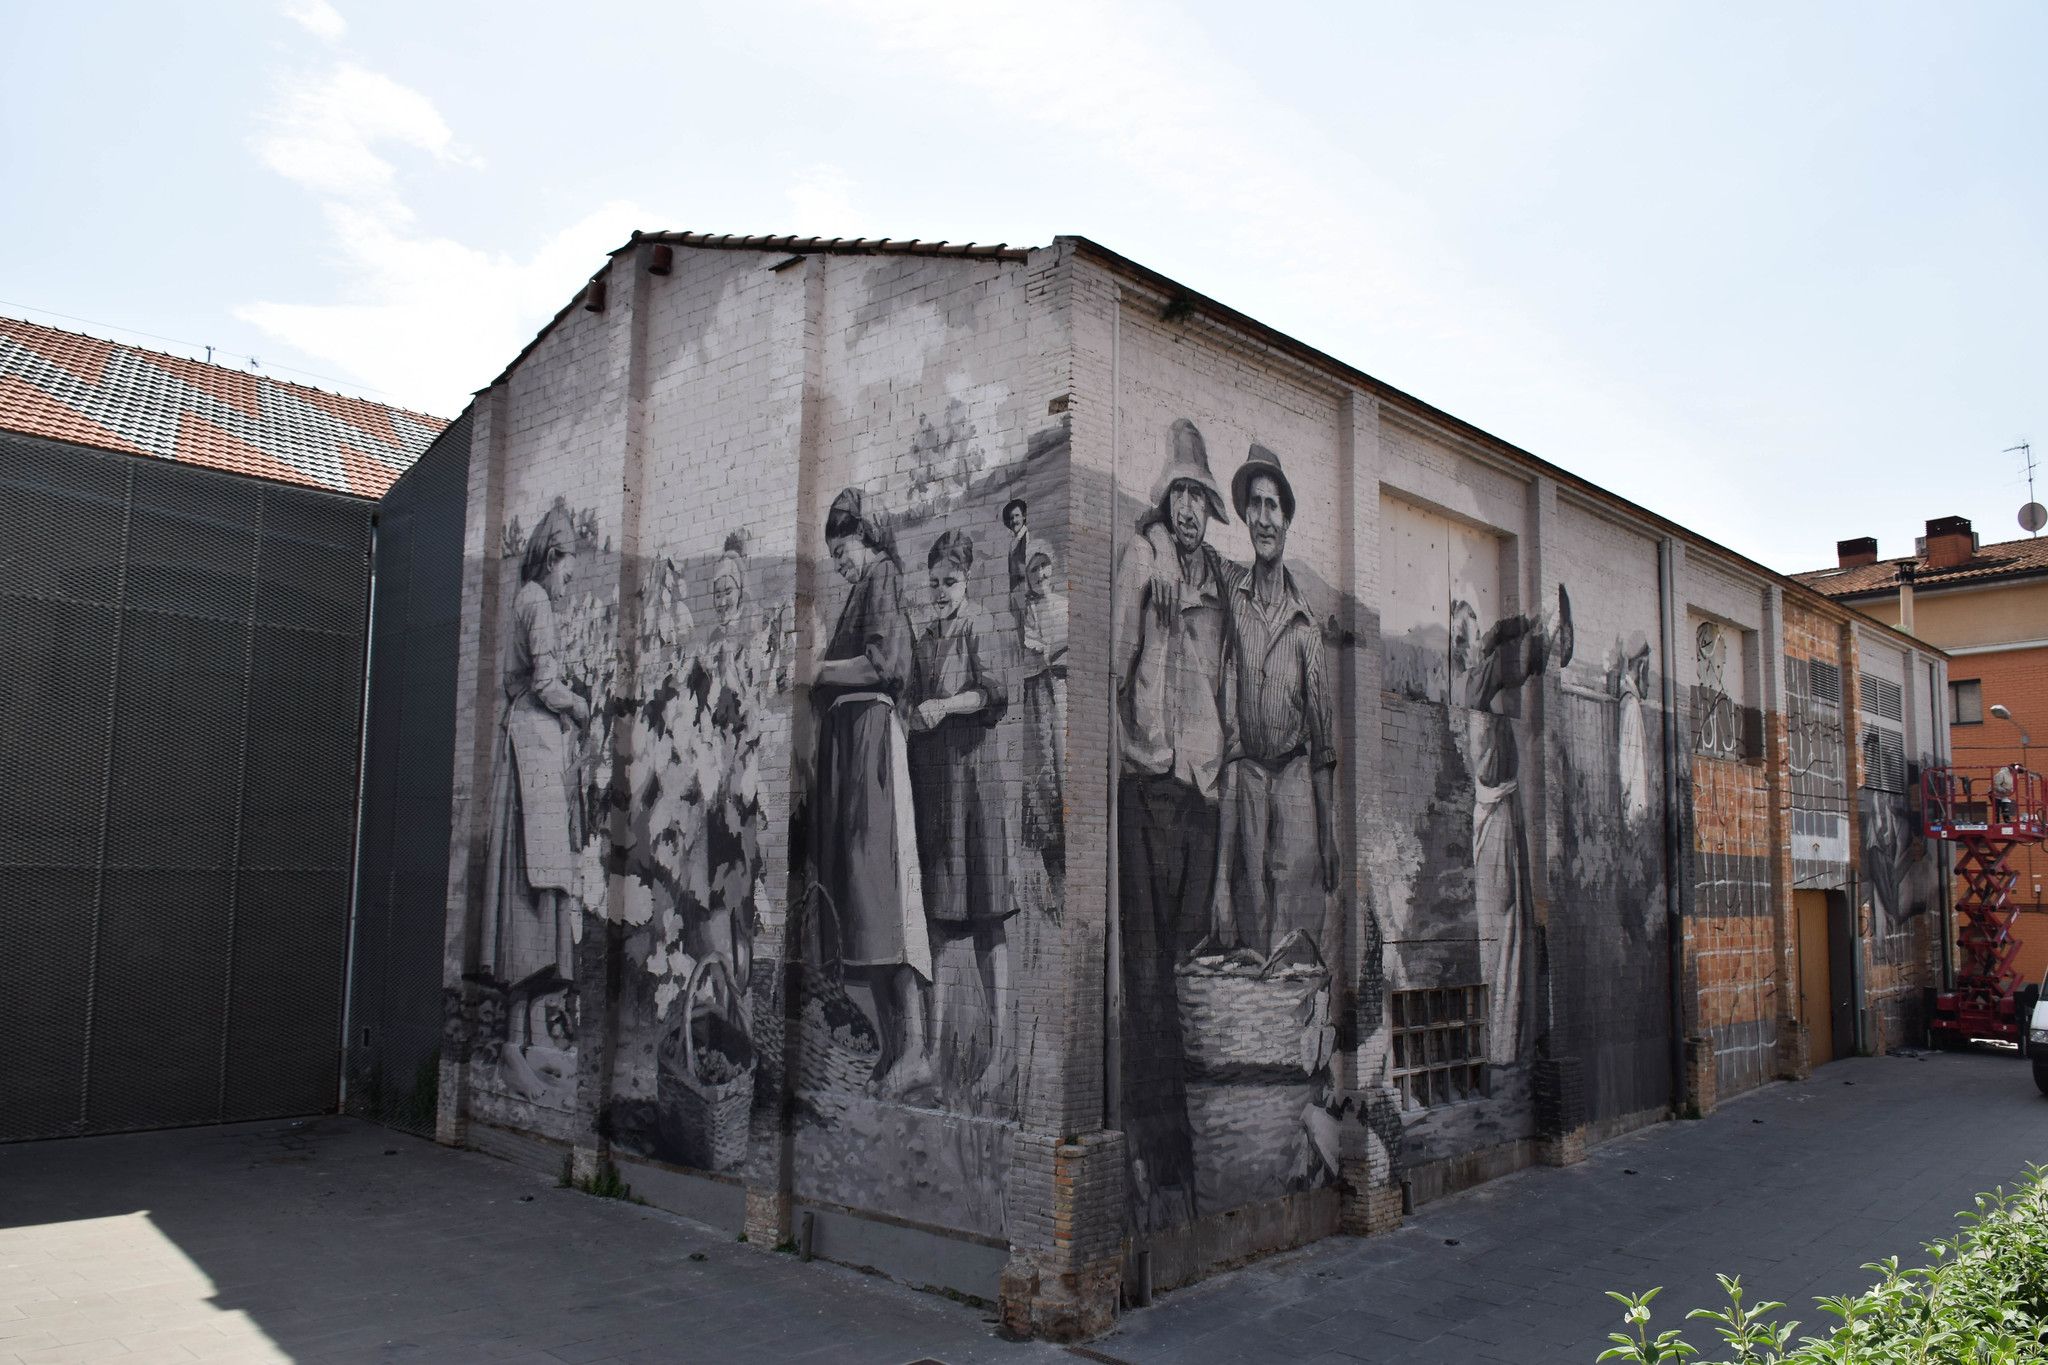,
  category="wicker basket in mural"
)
[751,961,881,1099]
[1176,958,1327,1073]
[656,955,754,1172]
